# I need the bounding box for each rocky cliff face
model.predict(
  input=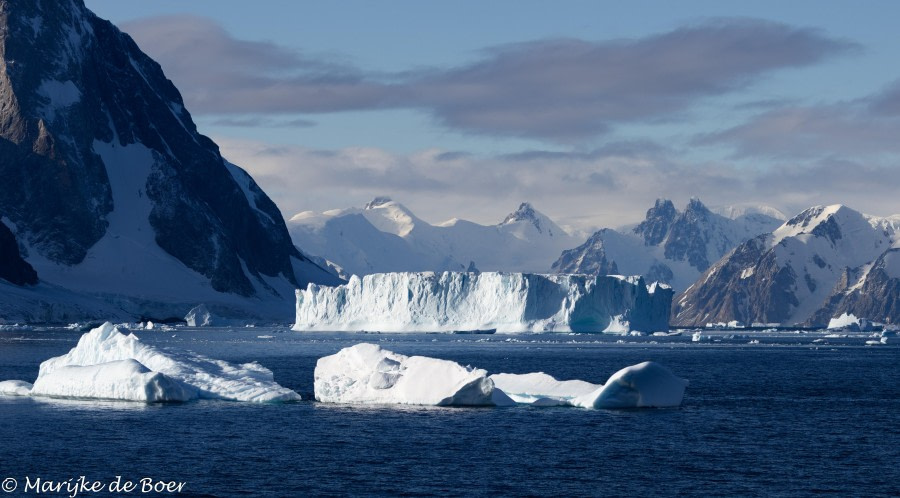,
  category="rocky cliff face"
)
[553,198,783,290]
[0,0,340,321]
[673,205,900,327]
[0,219,37,285]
